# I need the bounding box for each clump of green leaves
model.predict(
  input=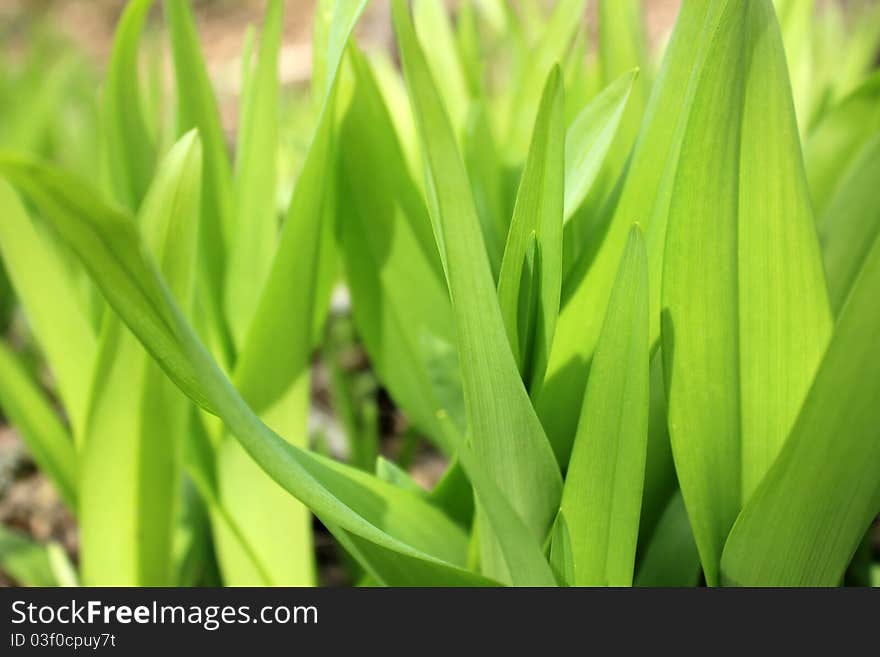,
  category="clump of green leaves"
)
[0,0,878,587]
